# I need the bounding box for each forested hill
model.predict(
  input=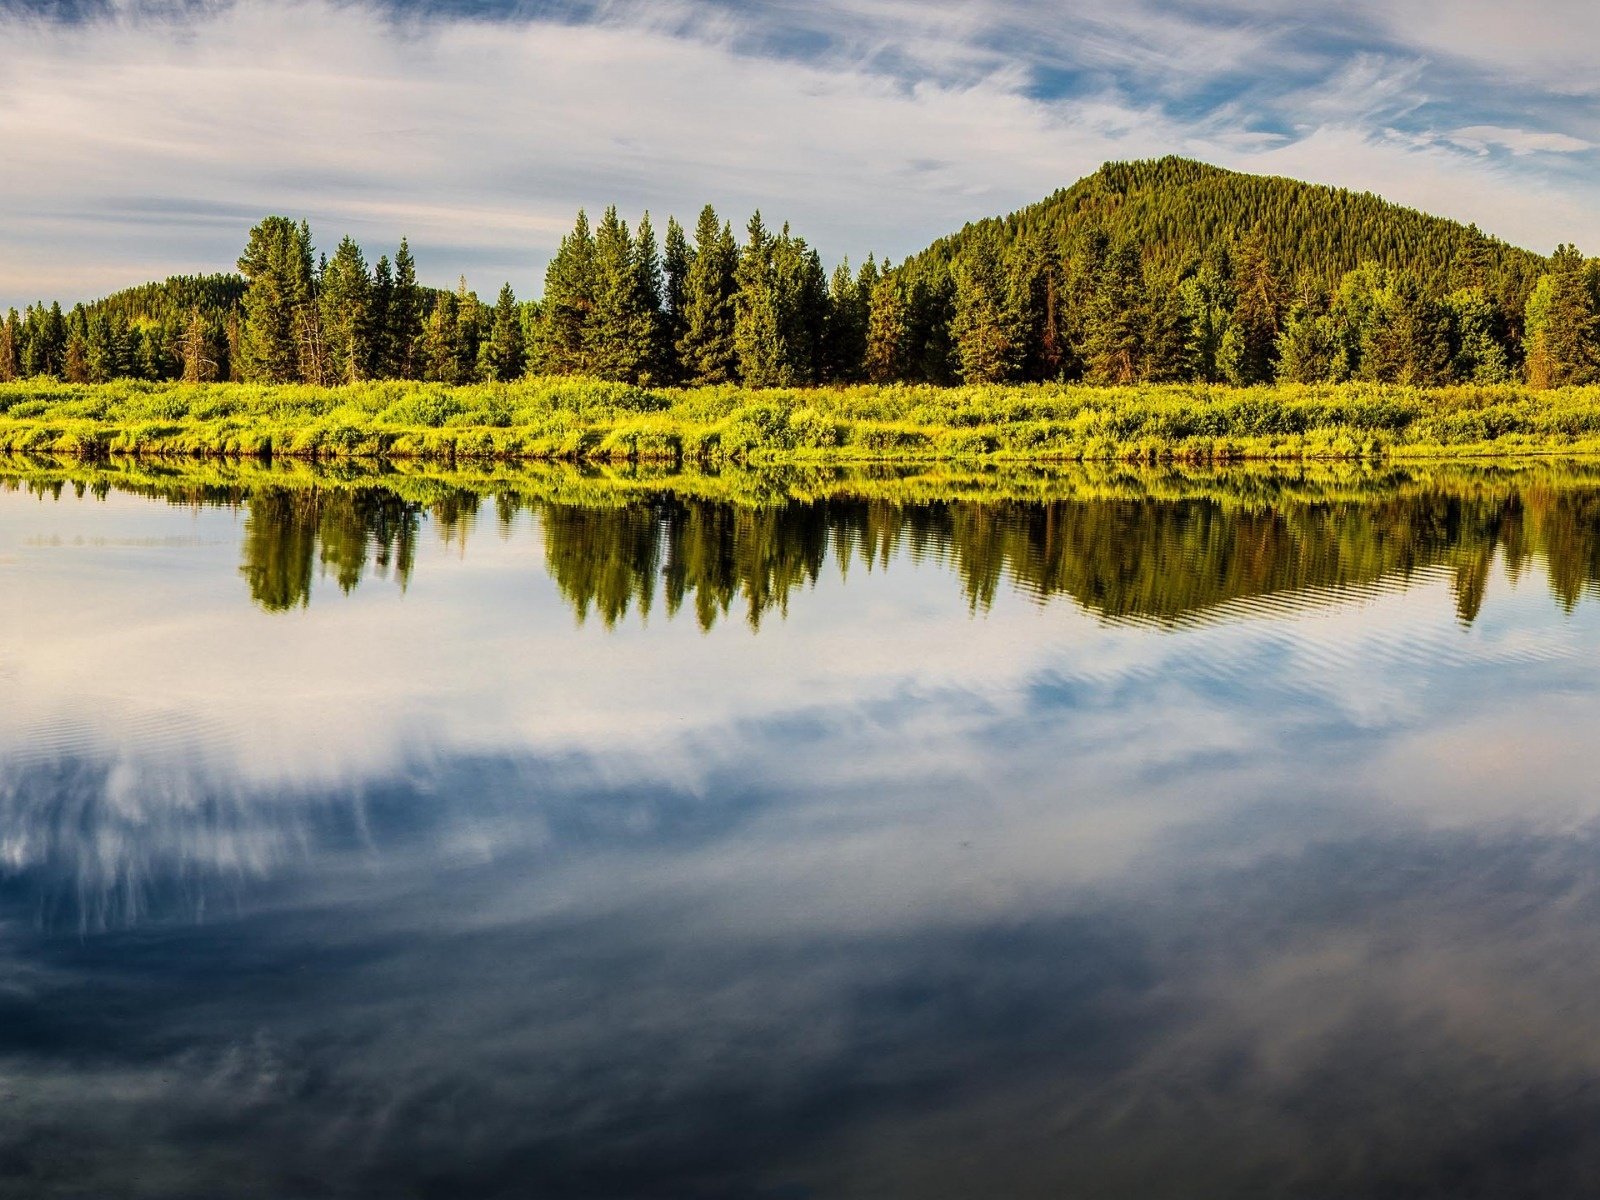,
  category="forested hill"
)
[86,274,247,326]
[4,156,1595,391]
[913,157,1544,301]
